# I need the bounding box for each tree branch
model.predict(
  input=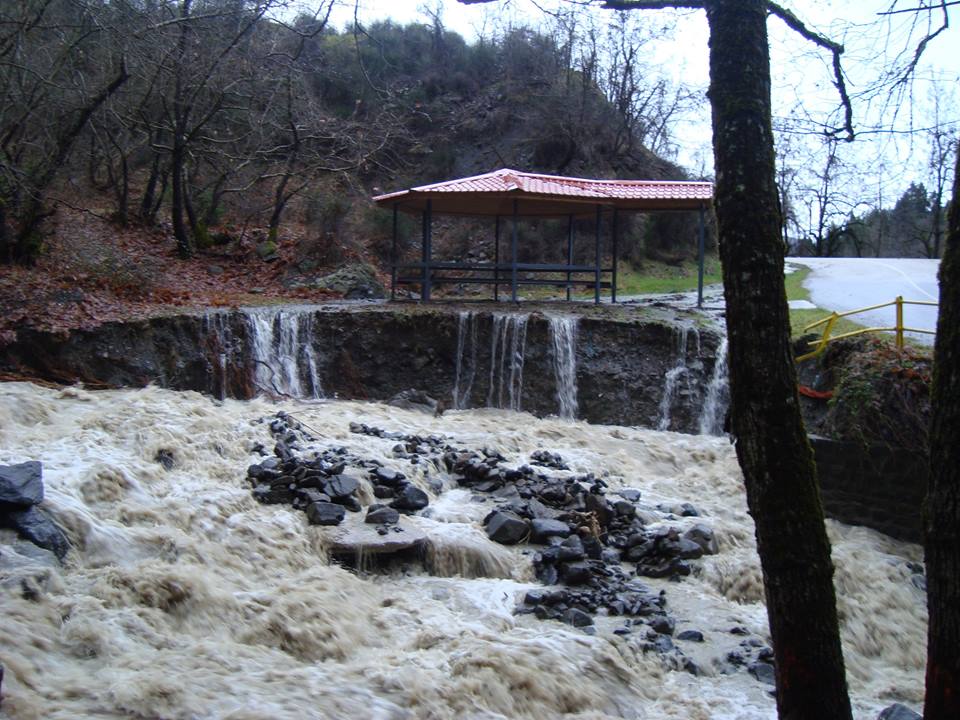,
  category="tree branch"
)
[765,1,854,141]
